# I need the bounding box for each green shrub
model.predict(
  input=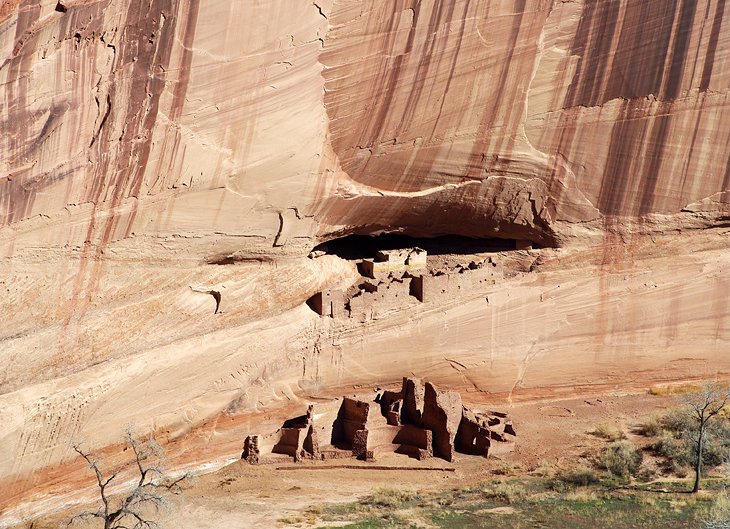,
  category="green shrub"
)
[600,440,643,478]
[660,409,694,434]
[652,431,693,472]
[635,406,730,476]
